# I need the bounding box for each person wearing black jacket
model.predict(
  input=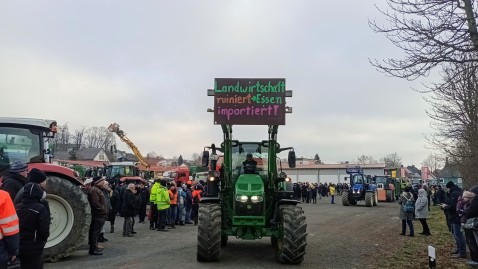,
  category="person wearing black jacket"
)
[16,182,50,269]
[138,182,149,223]
[107,182,121,233]
[1,161,28,201]
[121,183,139,237]
[441,181,466,258]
